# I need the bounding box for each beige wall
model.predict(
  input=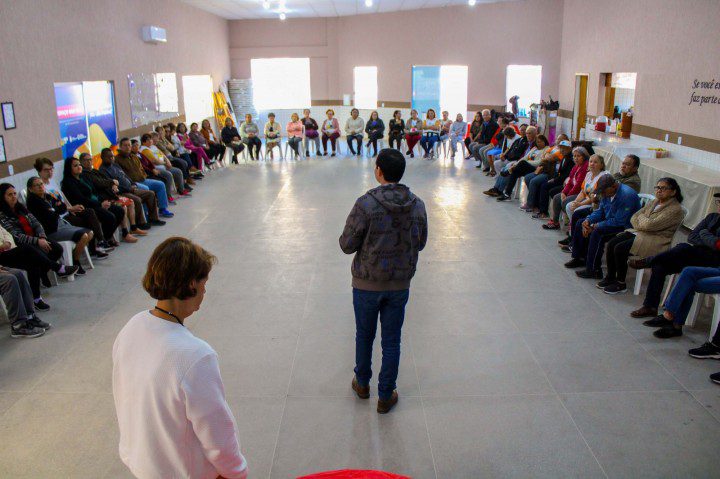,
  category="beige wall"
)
[229,0,564,106]
[0,0,230,163]
[558,0,720,142]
